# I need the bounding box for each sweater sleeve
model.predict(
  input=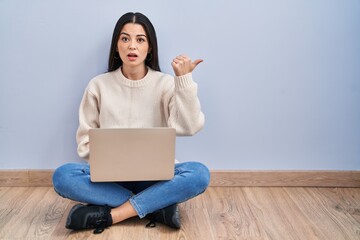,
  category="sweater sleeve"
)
[76,88,100,160]
[167,73,205,136]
